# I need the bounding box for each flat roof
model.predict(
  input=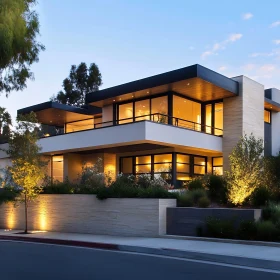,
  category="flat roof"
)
[18,101,102,126]
[265,98,280,112]
[86,64,239,106]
